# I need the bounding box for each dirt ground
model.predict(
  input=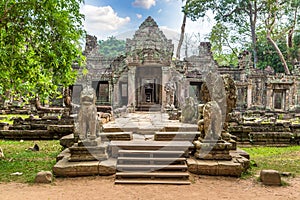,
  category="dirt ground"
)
[0,175,299,200]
